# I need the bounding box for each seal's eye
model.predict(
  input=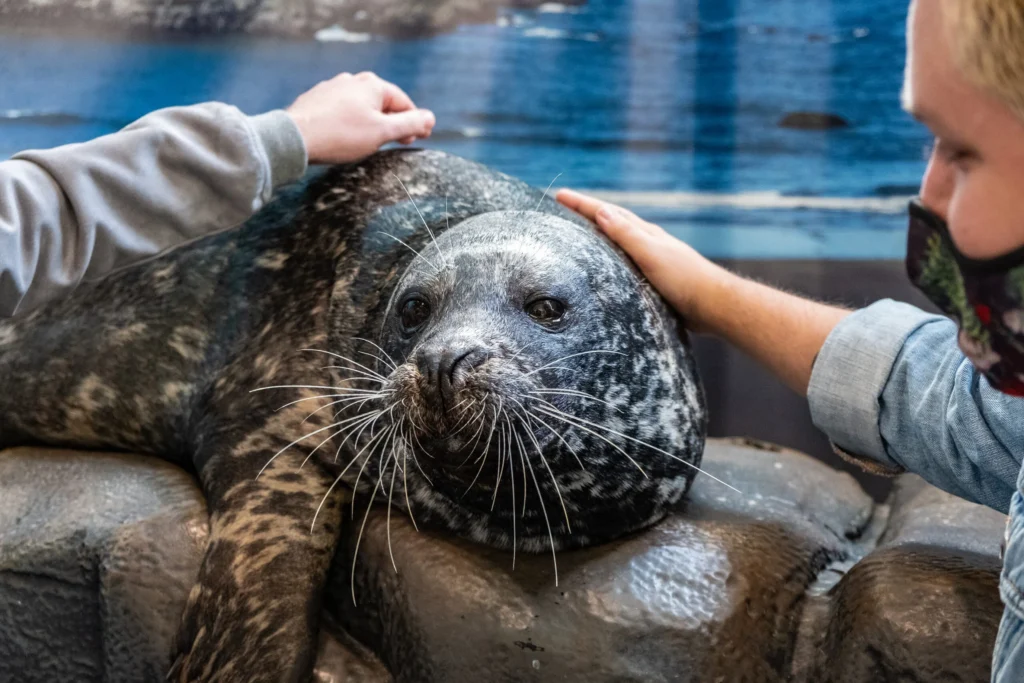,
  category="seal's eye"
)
[400,296,431,333]
[526,298,566,325]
